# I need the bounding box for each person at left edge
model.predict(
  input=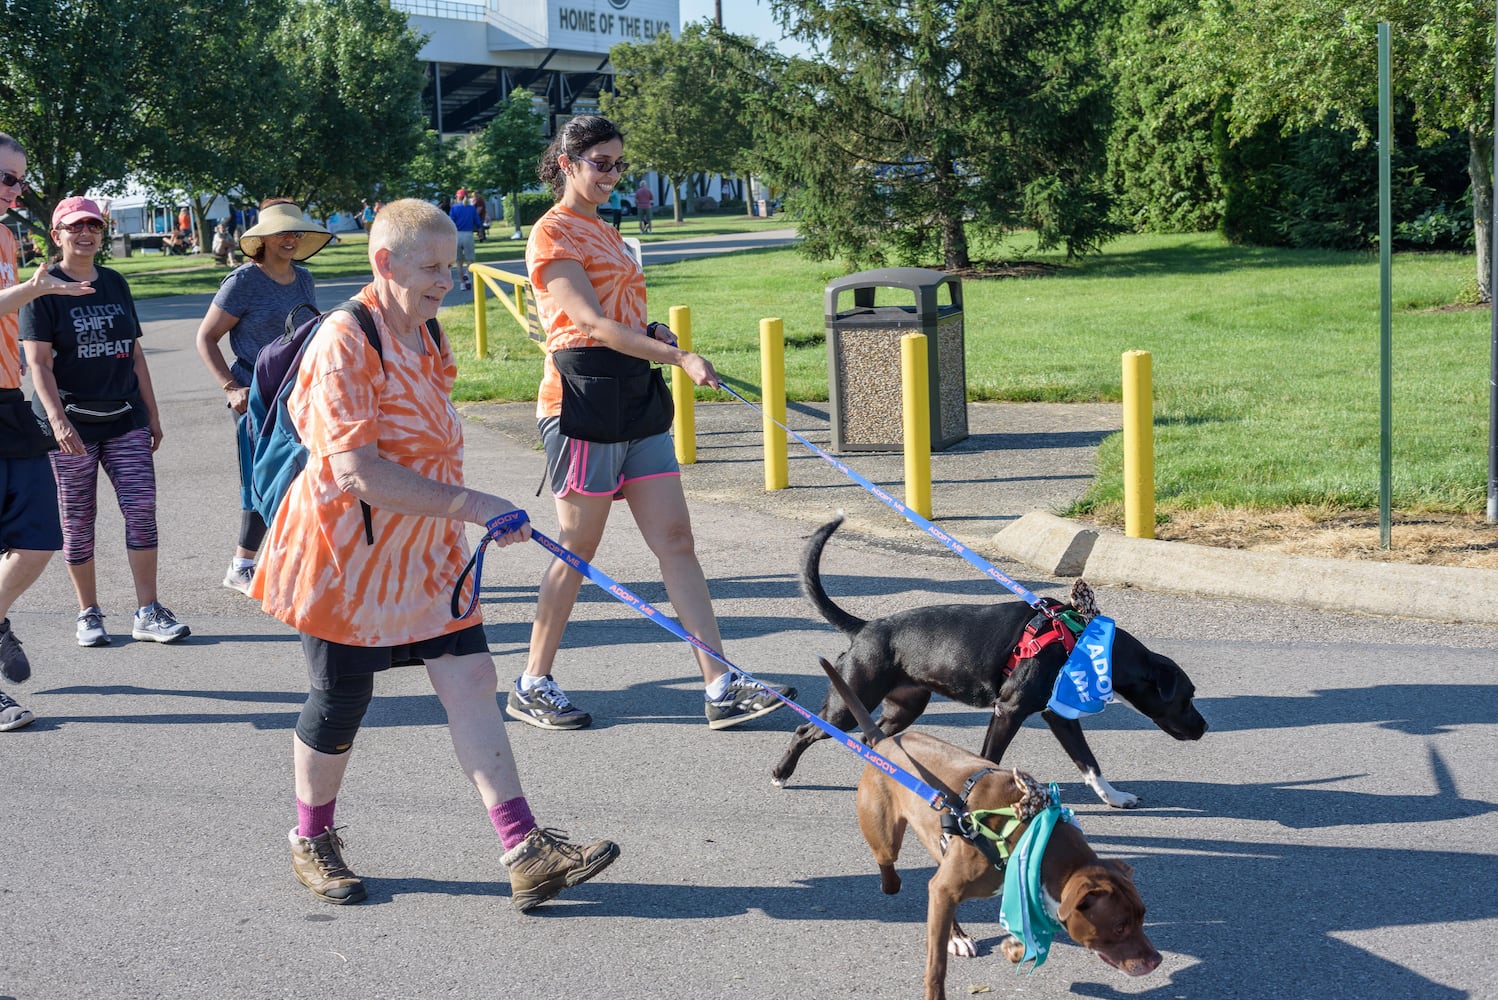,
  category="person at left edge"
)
[0,133,95,730]
[251,198,619,910]
[21,196,190,648]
